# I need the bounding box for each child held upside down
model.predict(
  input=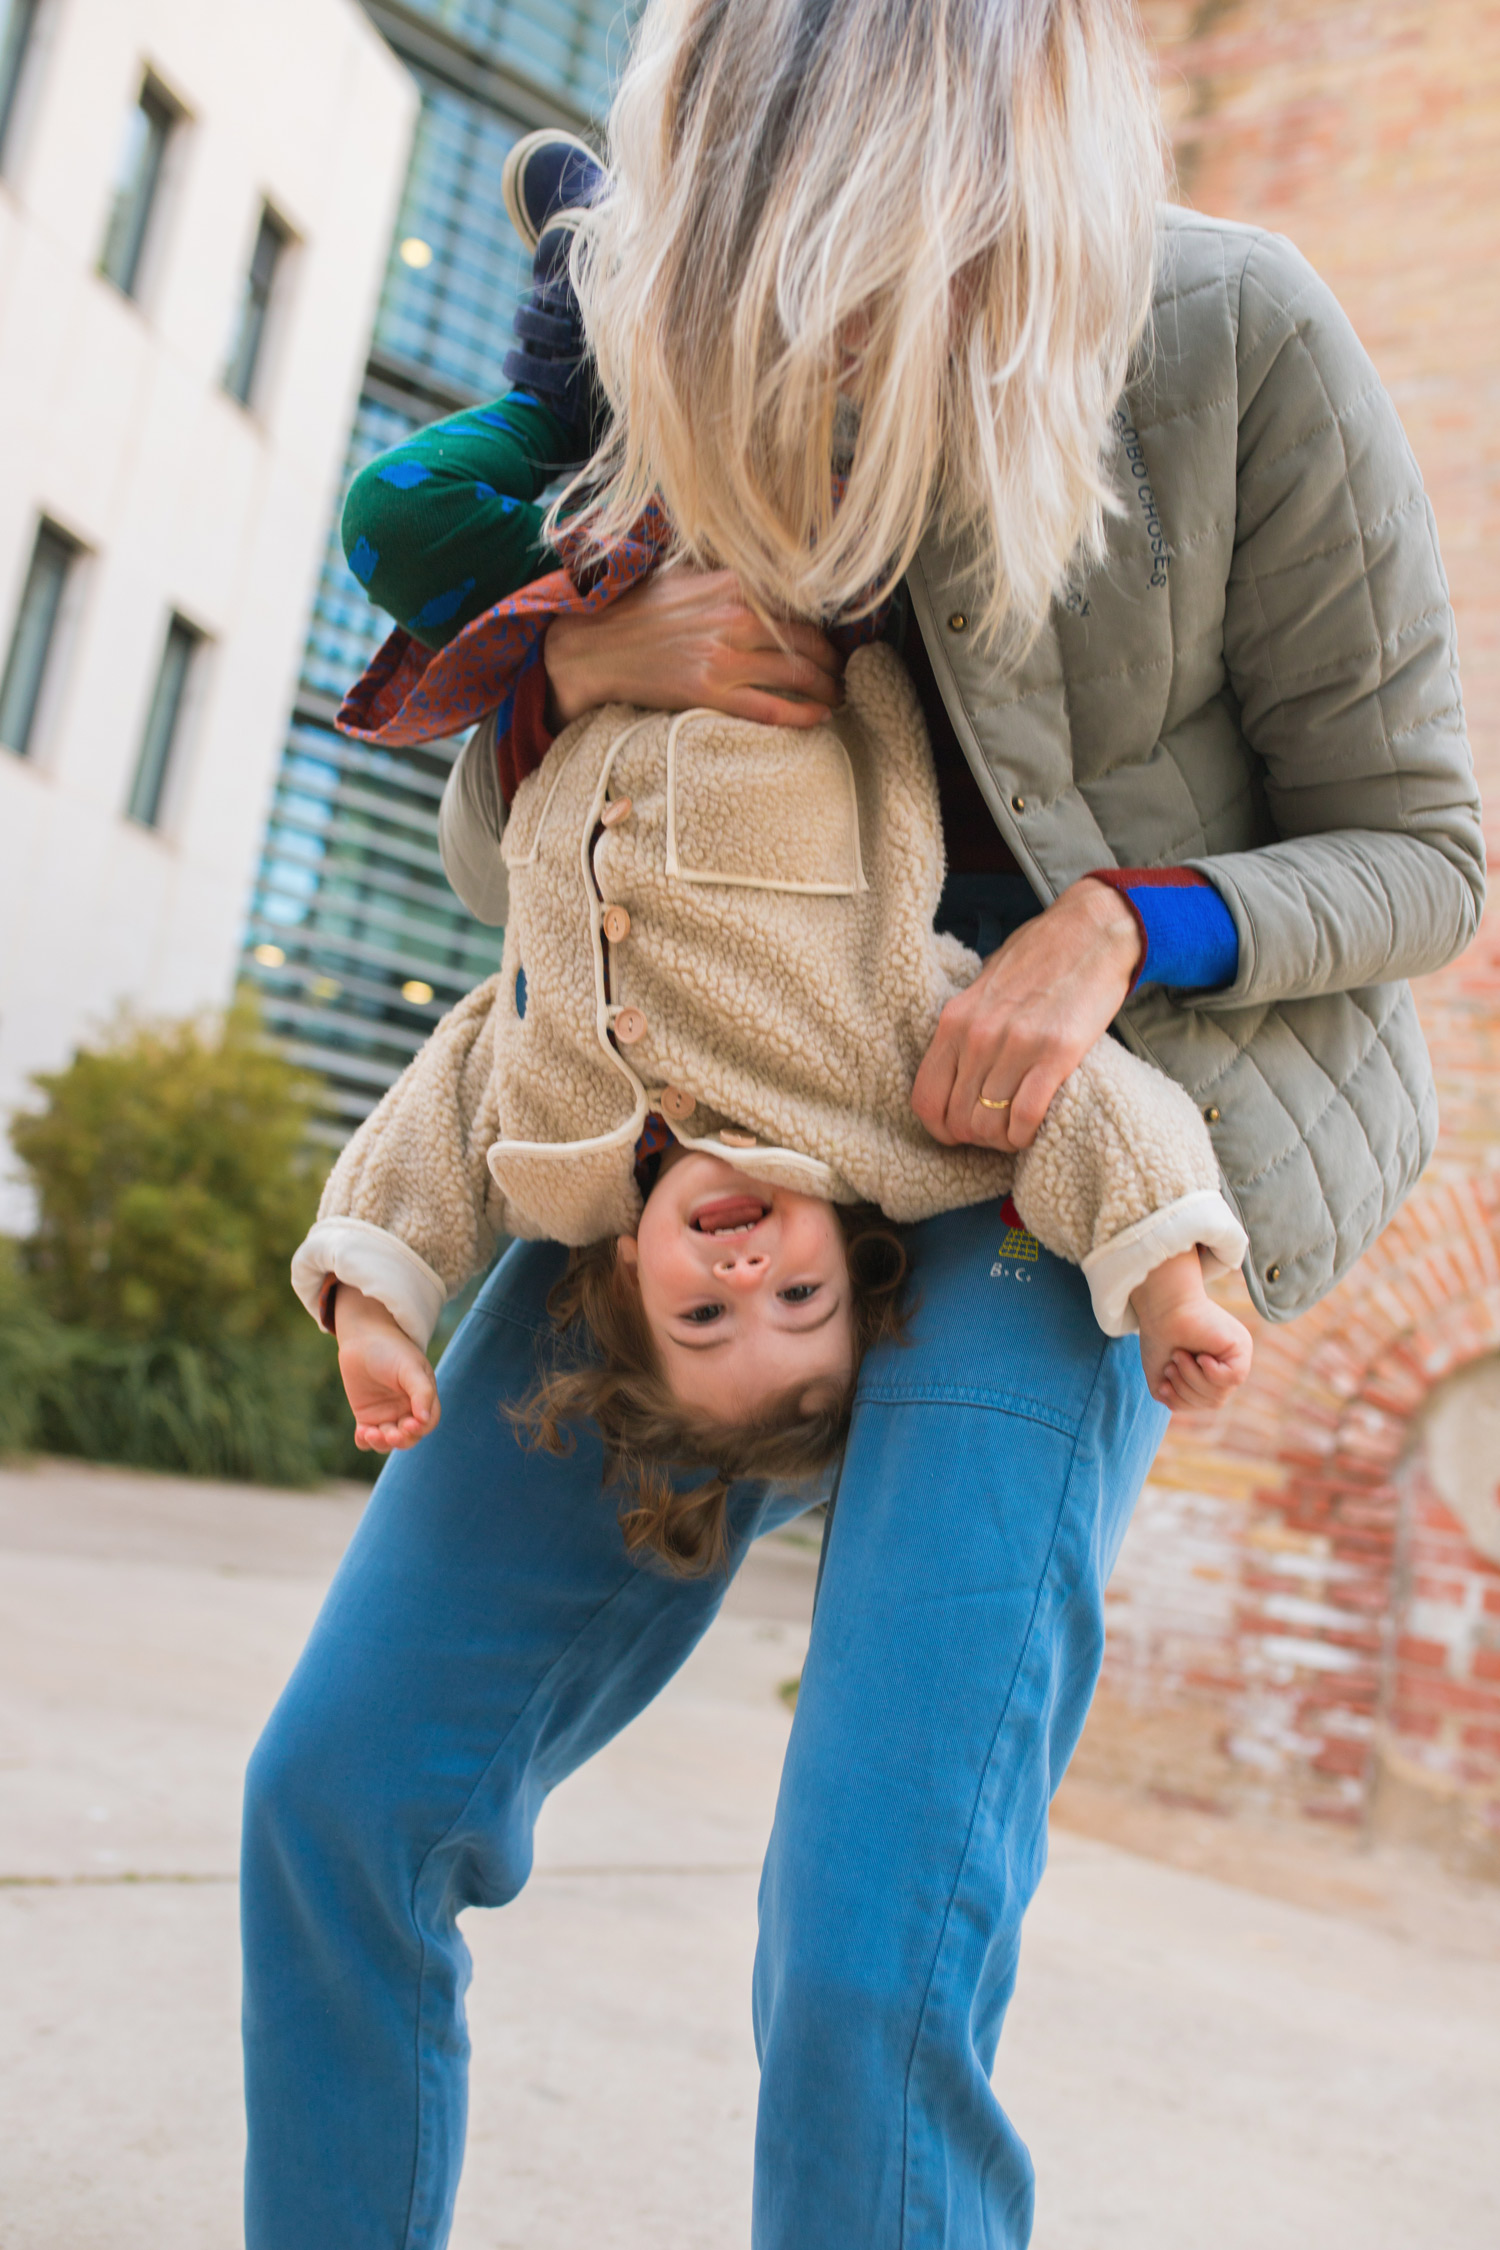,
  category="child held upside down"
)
[294,639,1253,1571]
